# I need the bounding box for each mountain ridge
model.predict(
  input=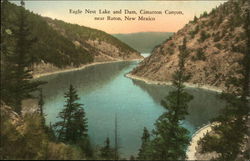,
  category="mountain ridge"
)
[130,0,249,93]
[2,1,142,76]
